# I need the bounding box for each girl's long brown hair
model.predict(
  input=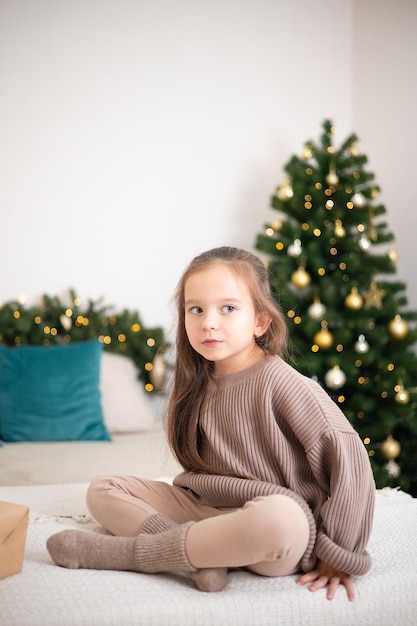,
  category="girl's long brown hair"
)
[167,246,289,472]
